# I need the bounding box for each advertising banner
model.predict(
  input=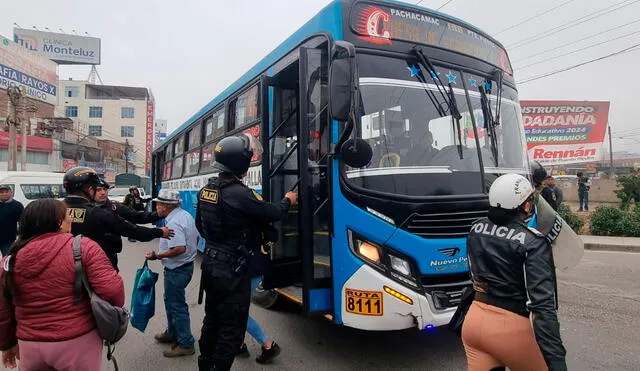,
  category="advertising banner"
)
[146,100,154,174]
[520,101,610,165]
[13,28,101,65]
[0,35,58,105]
